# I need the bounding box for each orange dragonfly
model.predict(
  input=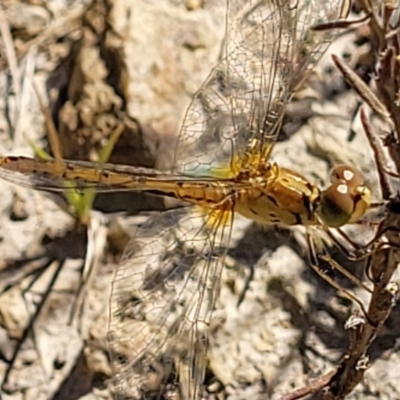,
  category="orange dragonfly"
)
[0,0,370,399]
